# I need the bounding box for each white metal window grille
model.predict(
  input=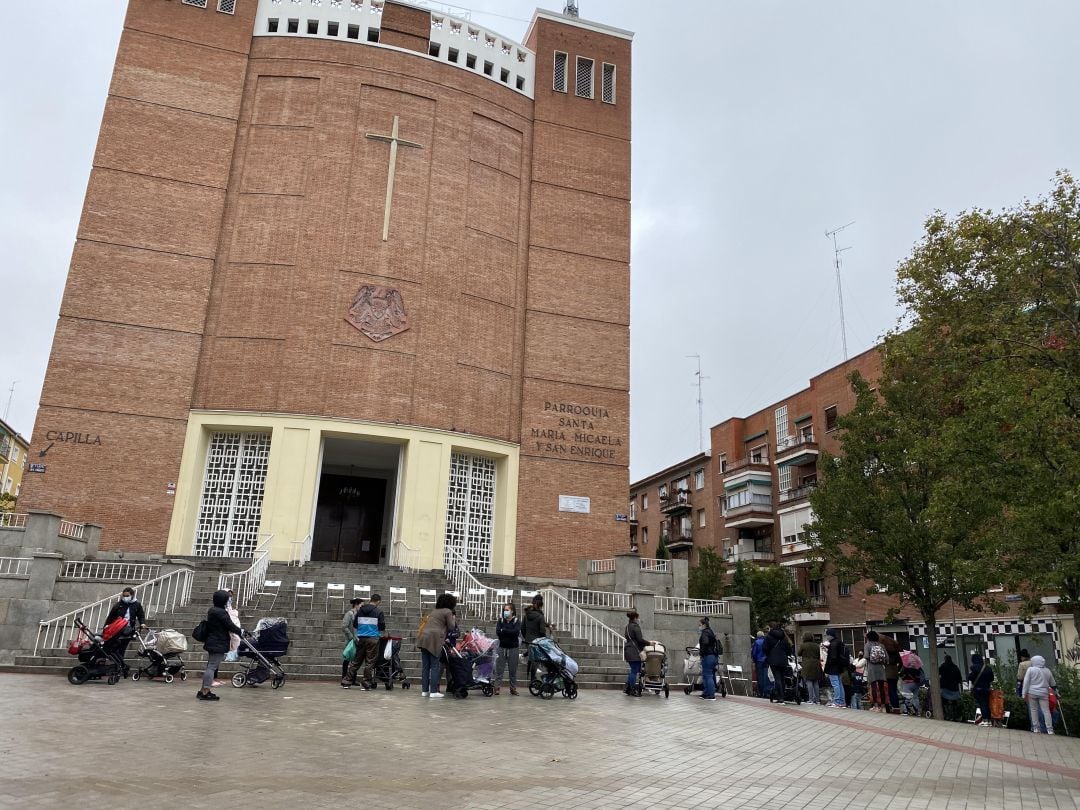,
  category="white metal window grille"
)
[194,432,271,558]
[443,453,496,573]
[553,51,568,92]
[575,56,594,98]
[602,62,616,103]
[217,0,236,13]
[778,464,792,493]
[775,405,789,446]
[182,0,209,7]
